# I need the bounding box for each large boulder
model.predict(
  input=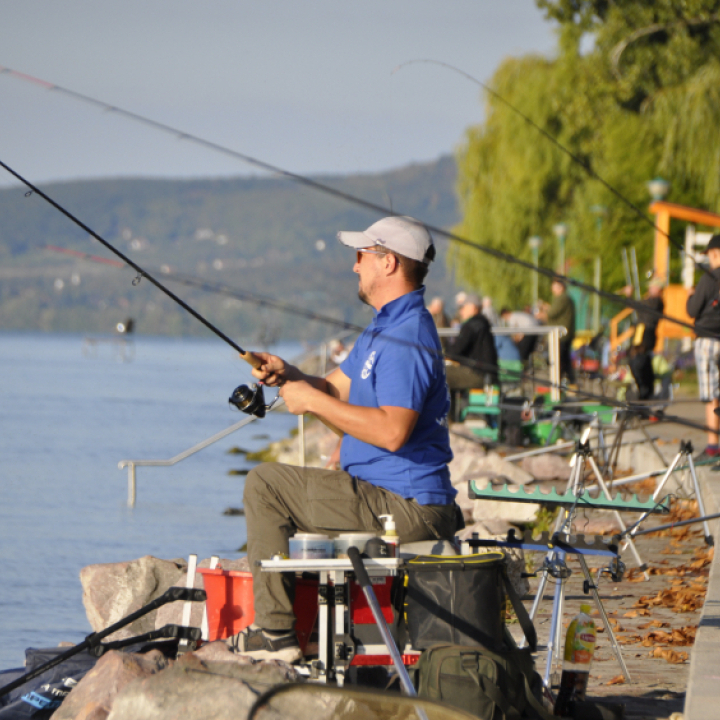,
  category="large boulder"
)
[80,556,186,640]
[447,437,487,485]
[53,649,169,720]
[520,453,572,481]
[452,451,534,488]
[106,653,301,720]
